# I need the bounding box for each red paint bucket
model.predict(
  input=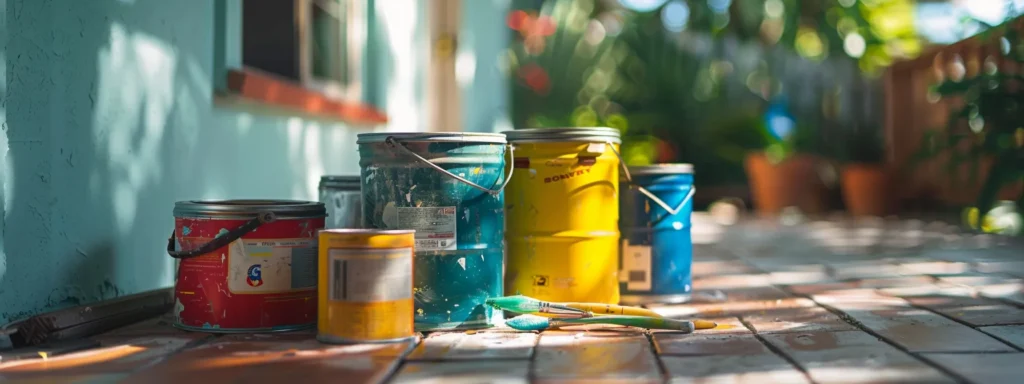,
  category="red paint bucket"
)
[167,200,326,332]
